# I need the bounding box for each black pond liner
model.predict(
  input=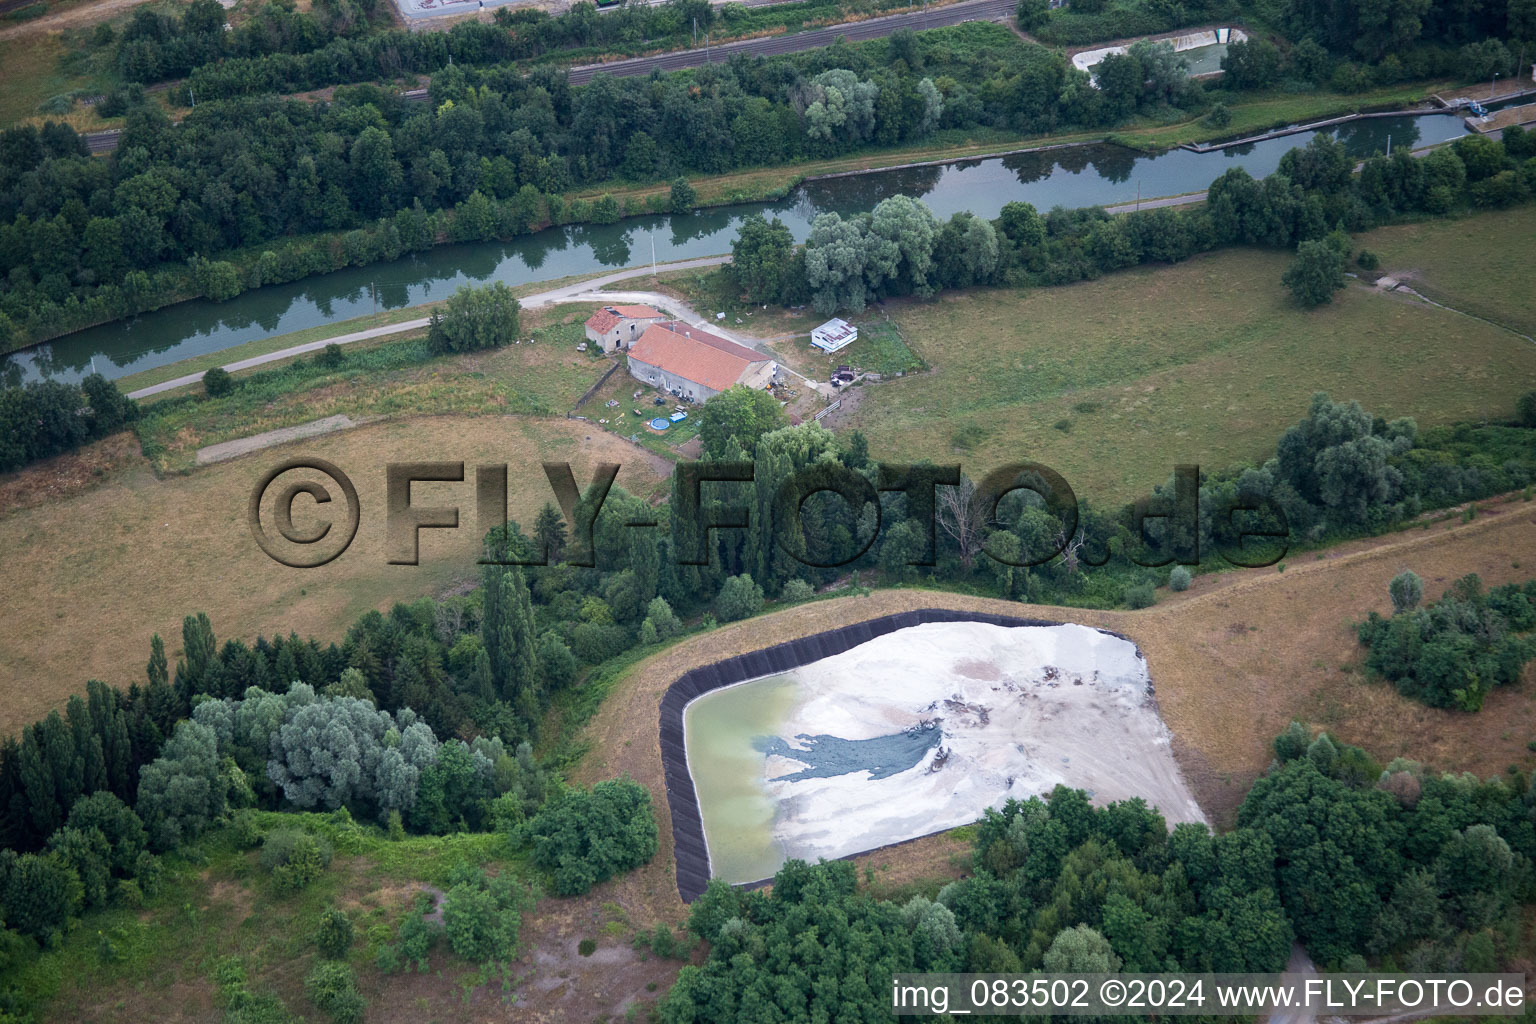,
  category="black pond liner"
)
[659,608,1146,902]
